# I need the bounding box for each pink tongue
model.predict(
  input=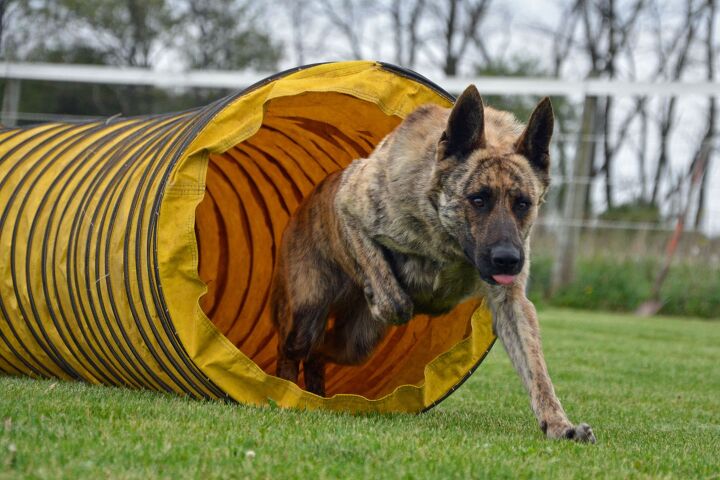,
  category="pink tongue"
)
[492,274,517,285]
